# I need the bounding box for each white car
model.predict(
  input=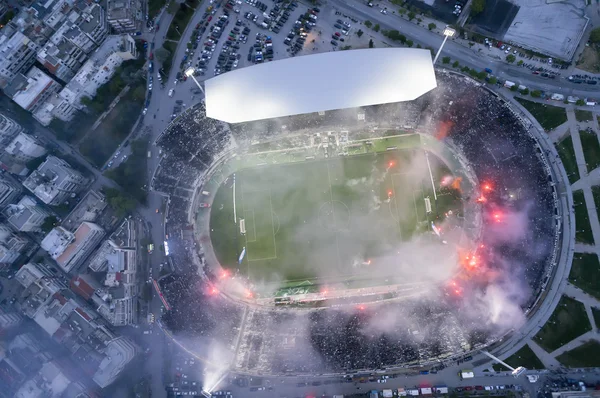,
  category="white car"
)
[168,89,174,97]
[142,108,148,115]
